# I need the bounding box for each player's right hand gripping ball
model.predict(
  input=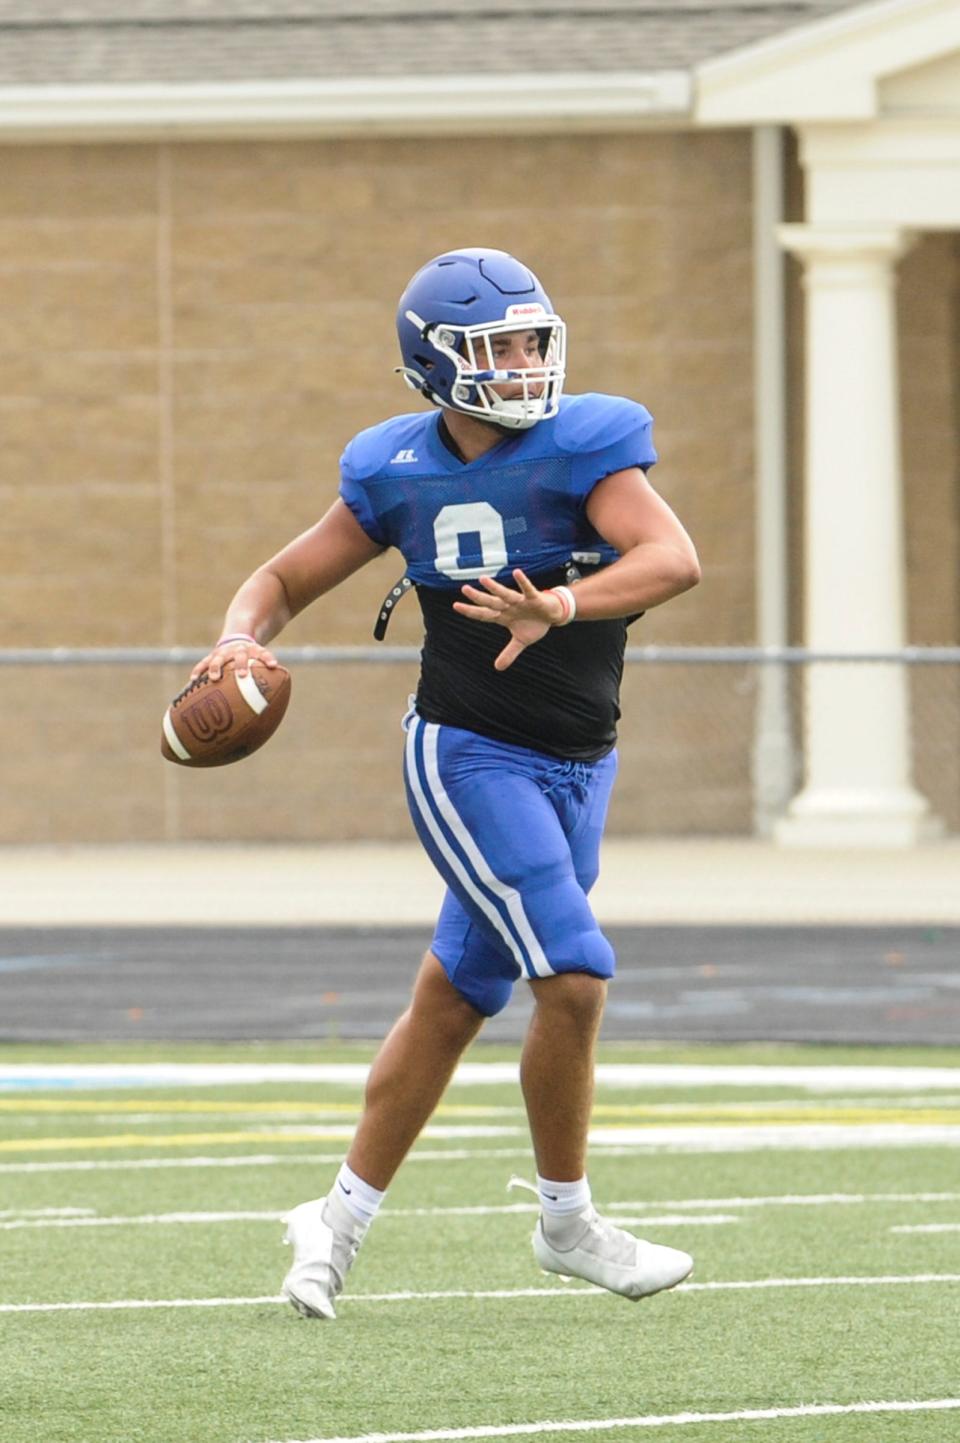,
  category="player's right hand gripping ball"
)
[161,660,292,768]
